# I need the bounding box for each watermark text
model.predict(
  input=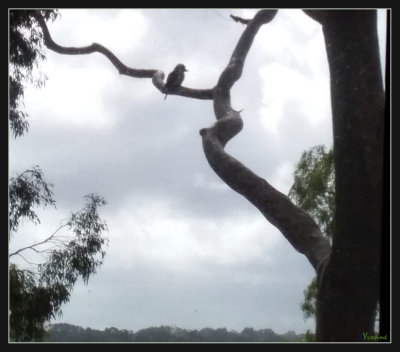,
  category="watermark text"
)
[363,332,388,341]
